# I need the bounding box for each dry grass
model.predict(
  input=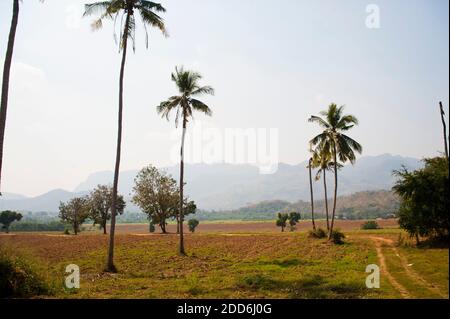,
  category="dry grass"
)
[0,220,447,299]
